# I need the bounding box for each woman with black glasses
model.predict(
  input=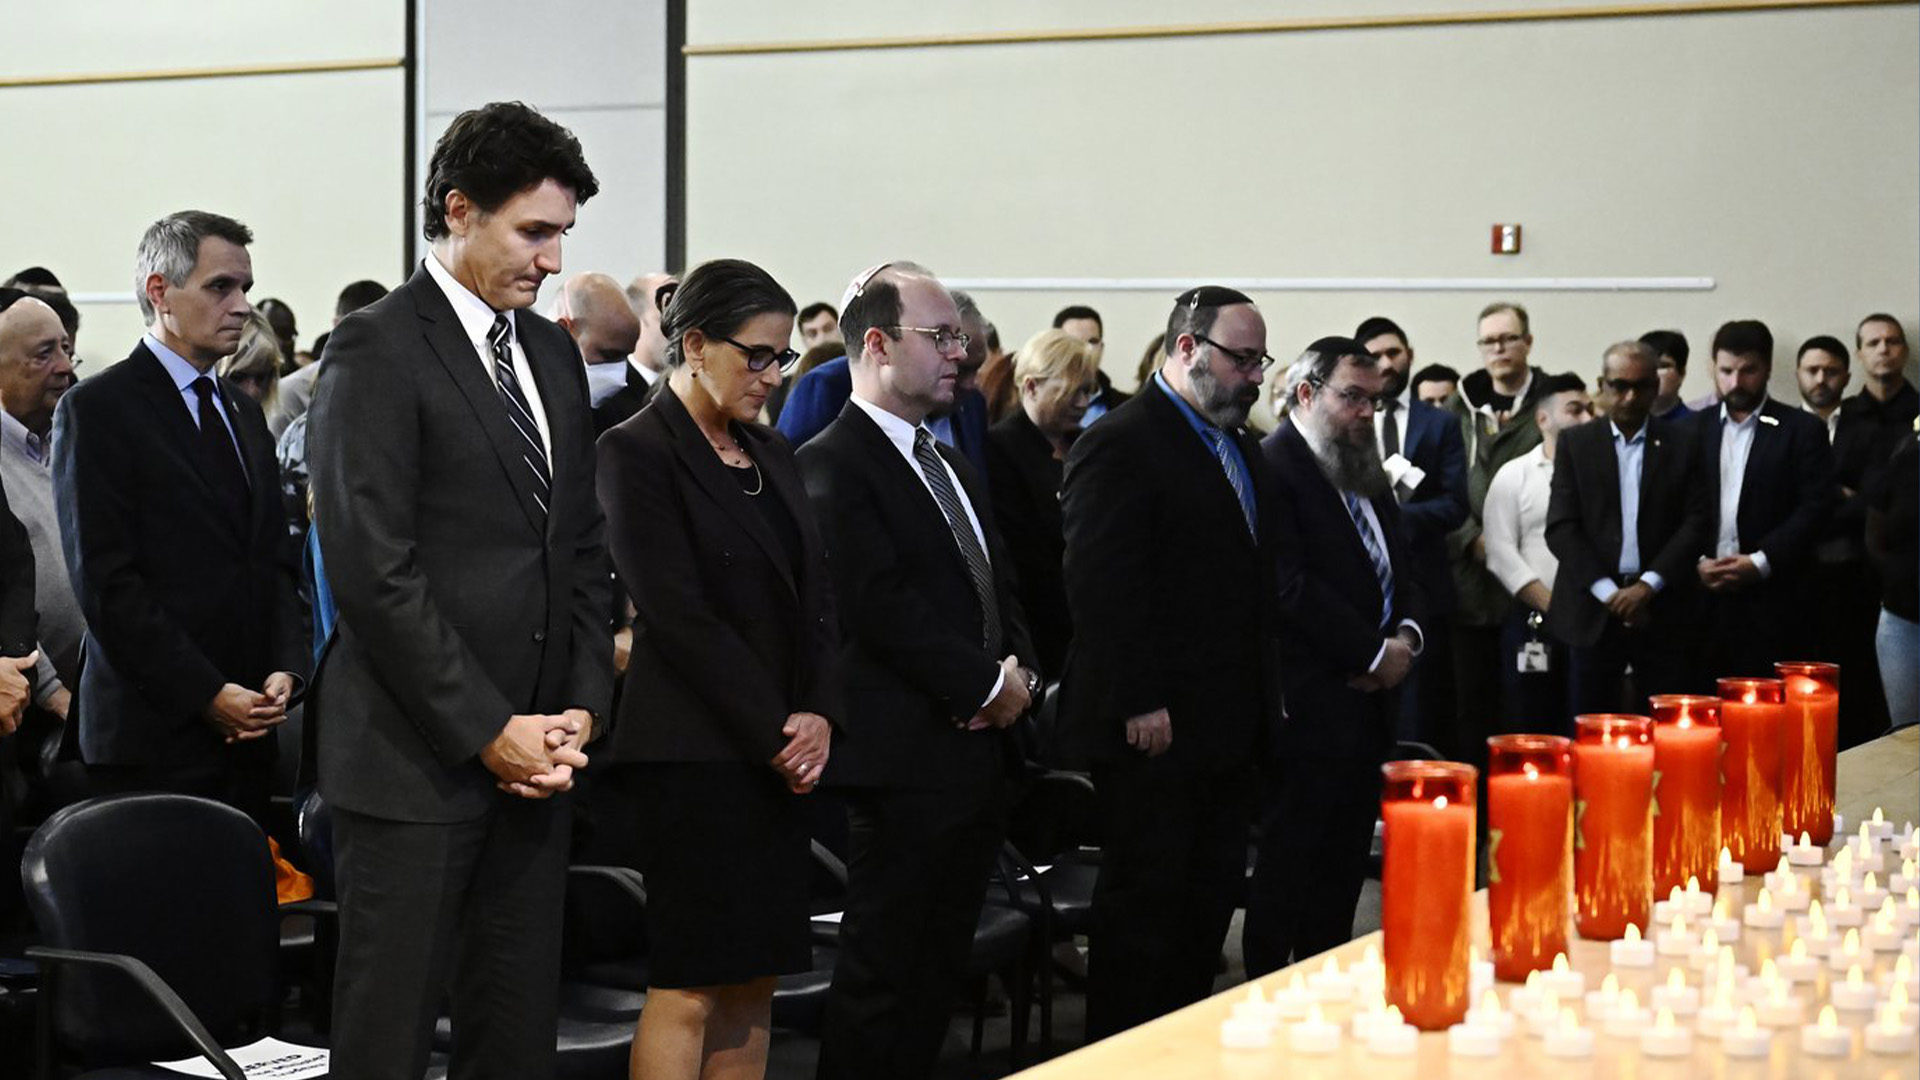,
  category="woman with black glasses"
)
[597,258,841,1080]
